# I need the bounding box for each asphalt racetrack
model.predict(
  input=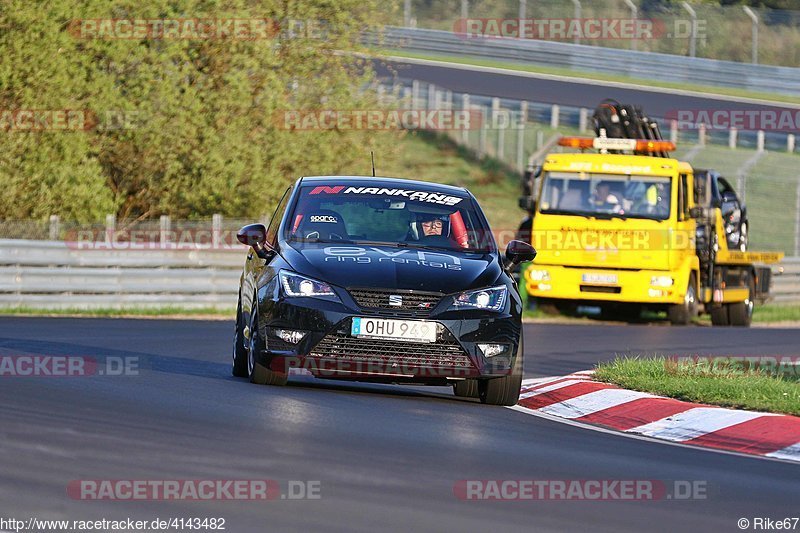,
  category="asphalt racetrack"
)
[1,317,798,532]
